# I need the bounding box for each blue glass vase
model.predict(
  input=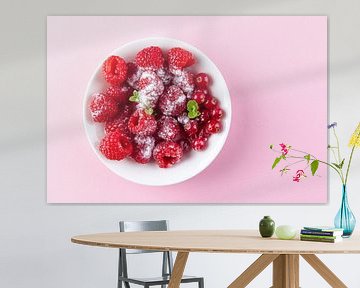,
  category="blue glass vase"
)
[334,185,356,237]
